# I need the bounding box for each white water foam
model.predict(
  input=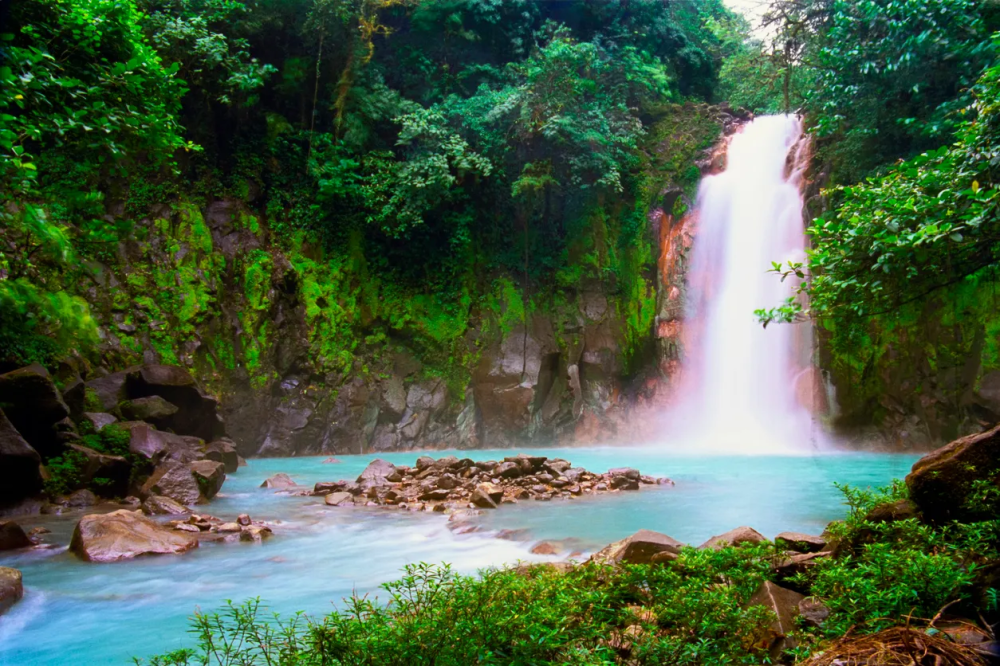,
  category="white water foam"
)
[667,115,822,453]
